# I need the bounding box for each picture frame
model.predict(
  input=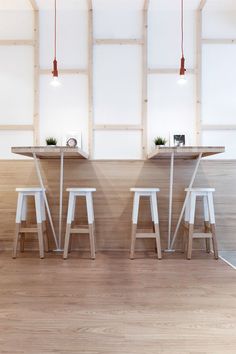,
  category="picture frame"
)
[173,134,186,147]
